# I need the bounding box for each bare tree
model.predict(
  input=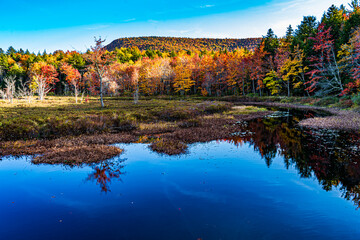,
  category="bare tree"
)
[0,76,17,104]
[0,89,5,102]
[17,81,34,103]
[4,76,16,103]
[132,66,140,104]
